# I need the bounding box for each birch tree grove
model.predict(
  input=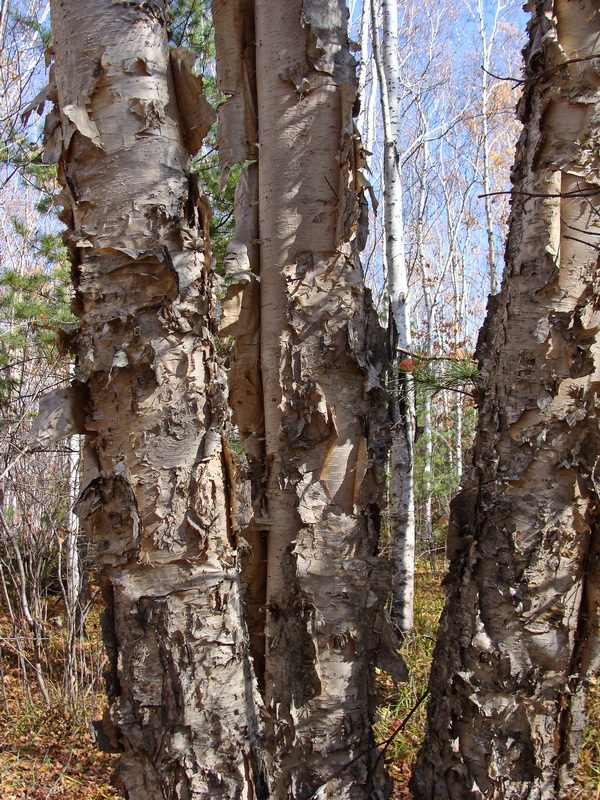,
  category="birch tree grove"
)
[7,0,600,796]
[411,0,600,796]
[48,2,262,797]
